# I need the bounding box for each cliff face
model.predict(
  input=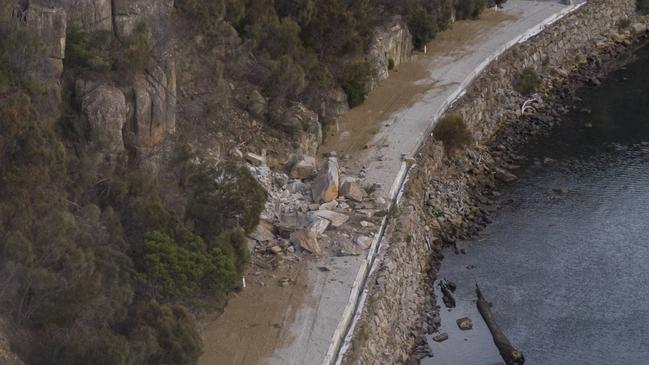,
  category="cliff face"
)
[367,15,414,92]
[21,0,415,172]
